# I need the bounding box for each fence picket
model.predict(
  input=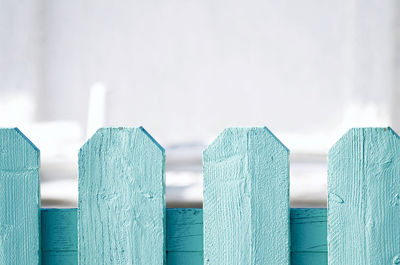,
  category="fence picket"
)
[203,127,290,265]
[4,126,400,264]
[0,128,40,264]
[328,128,400,264]
[78,127,165,264]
